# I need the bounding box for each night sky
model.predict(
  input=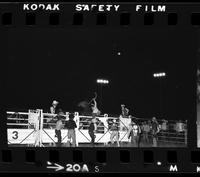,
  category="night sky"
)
[5,27,195,120]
